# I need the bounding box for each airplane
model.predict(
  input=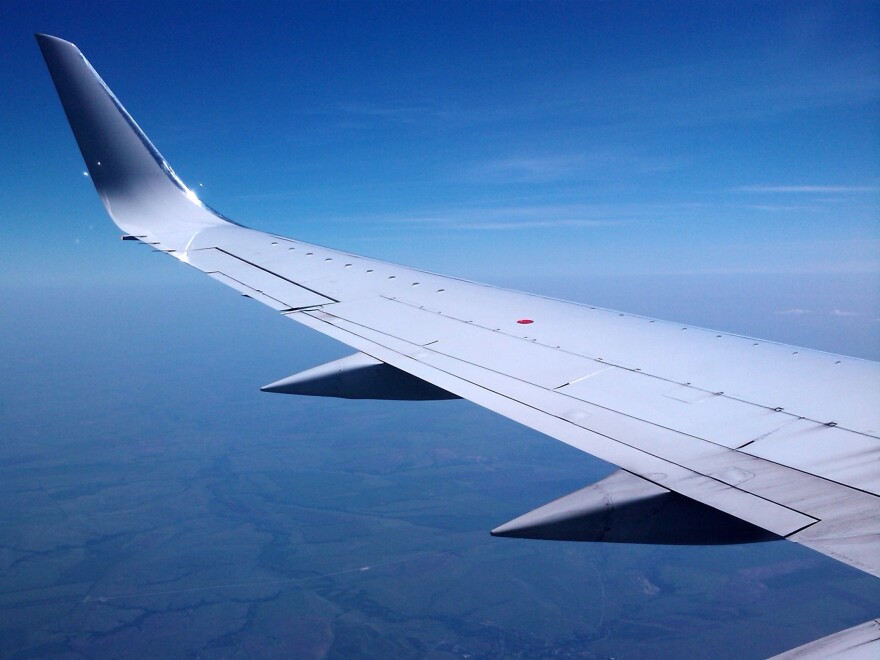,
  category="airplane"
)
[36,34,878,657]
